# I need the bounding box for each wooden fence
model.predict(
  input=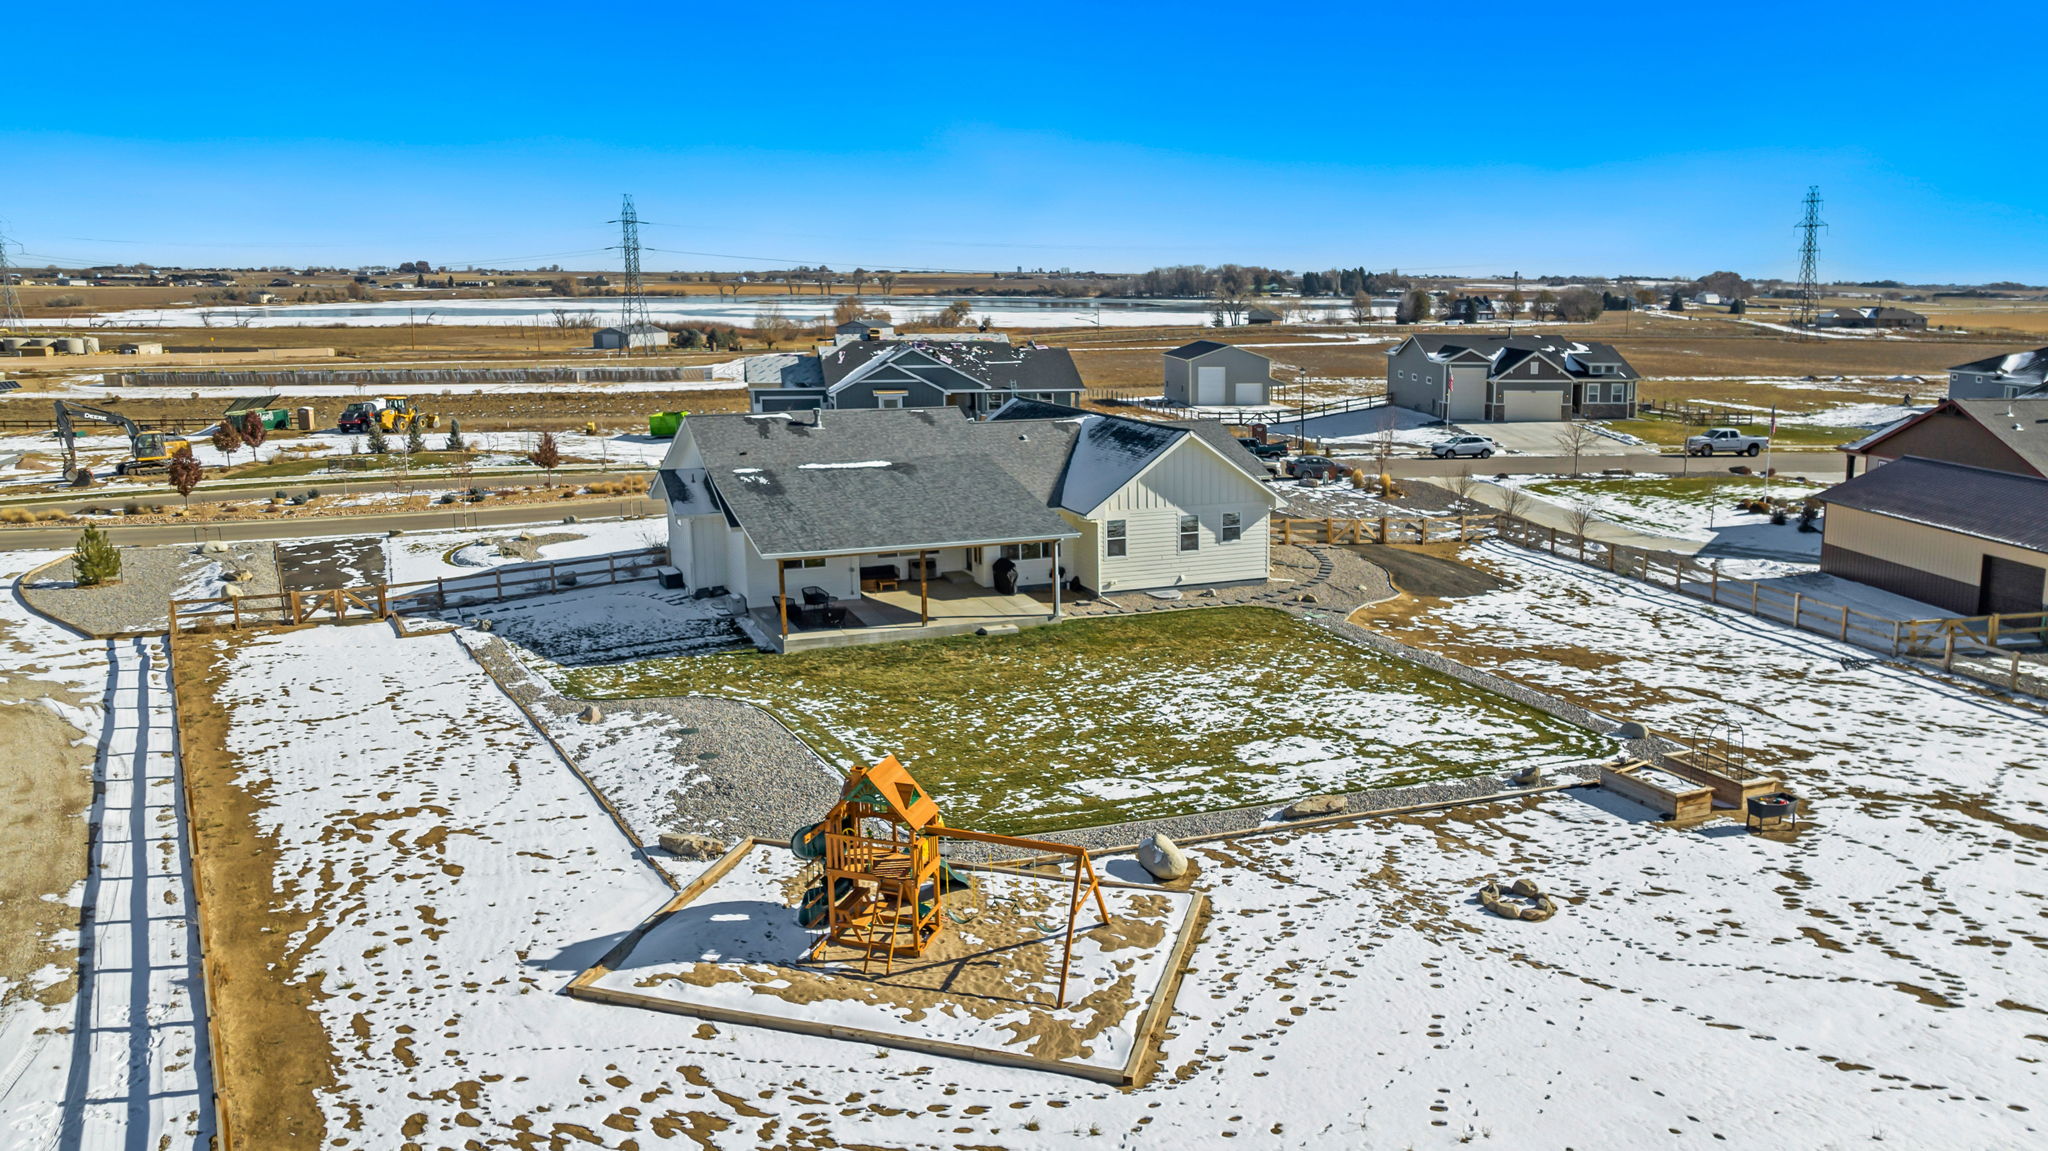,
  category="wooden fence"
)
[1276,515,1491,547]
[167,546,667,632]
[1493,517,2048,697]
